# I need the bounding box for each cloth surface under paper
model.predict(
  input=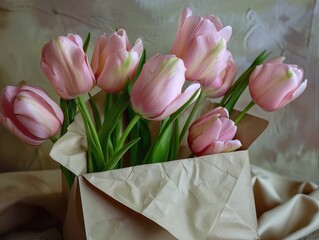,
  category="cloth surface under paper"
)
[251,166,319,240]
[66,150,258,240]
[0,170,65,234]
